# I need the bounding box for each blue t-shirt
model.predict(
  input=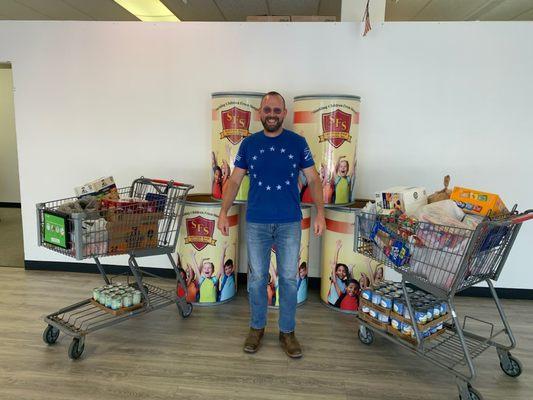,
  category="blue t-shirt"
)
[234,129,314,223]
